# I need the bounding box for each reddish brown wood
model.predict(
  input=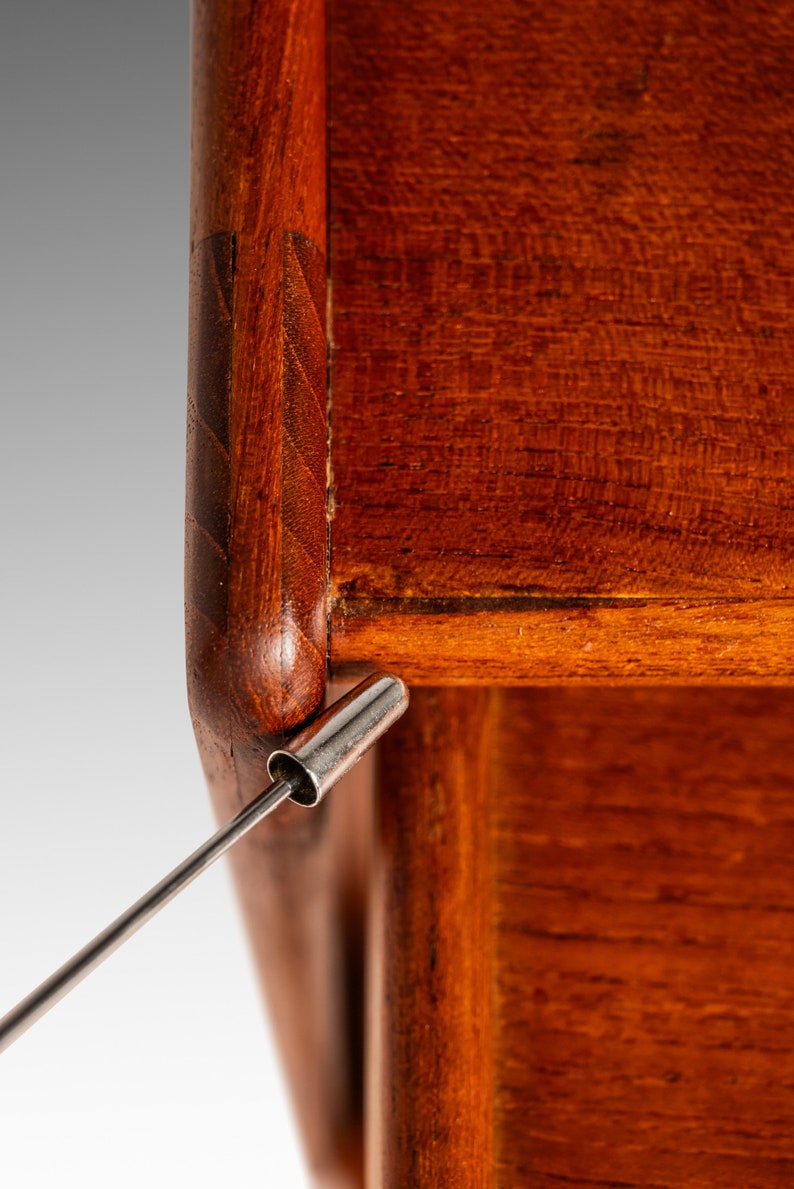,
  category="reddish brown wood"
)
[186,232,234,757]
[191,0,327,740]
[368,689,495,1187]
[329,0,794,617]
[187,6,363,1186]
[227,753,371,1189]
[331,597,794,683]
[370,687,794,1186]
[186,2,794,1184]
[492,686,794,1186]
